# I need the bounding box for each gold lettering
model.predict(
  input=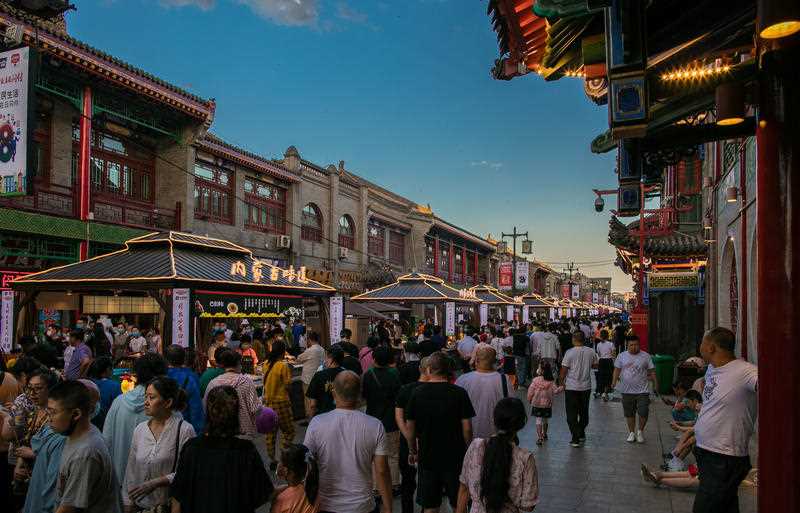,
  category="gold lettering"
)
[297,266,307,283]
[252,260,263,283]
[230,261,246,278]
[282,265,297,283]
[270,267,280,282]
